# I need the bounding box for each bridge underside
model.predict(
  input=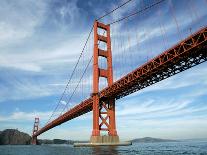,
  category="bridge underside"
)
[100,26,207,99]
[114,39,207,99]
[32,26,207,144]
